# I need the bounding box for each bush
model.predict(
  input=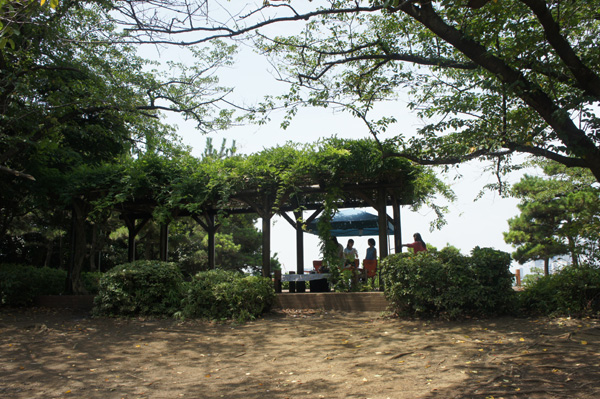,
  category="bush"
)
[94,261,184,317]
[0,264,67,306]
[381,247,515,319]
[81,271,102,294]
[181,269,275,321]
[518,264,600,317]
